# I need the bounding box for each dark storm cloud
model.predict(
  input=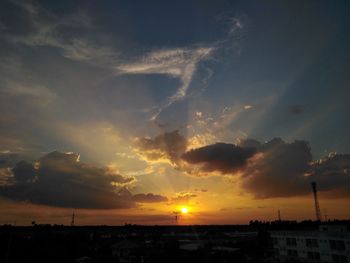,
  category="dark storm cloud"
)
[237,139,261,149]
[0,152,21,168]
[241,139,312,198]
[309,154,350,197]
[243,139,350,198]
[134,130,187,165]
[182,138,350,198]
[0,151,137,209]
[131,193,168,203]
[12,160,36,182]
[182,143,256,174]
